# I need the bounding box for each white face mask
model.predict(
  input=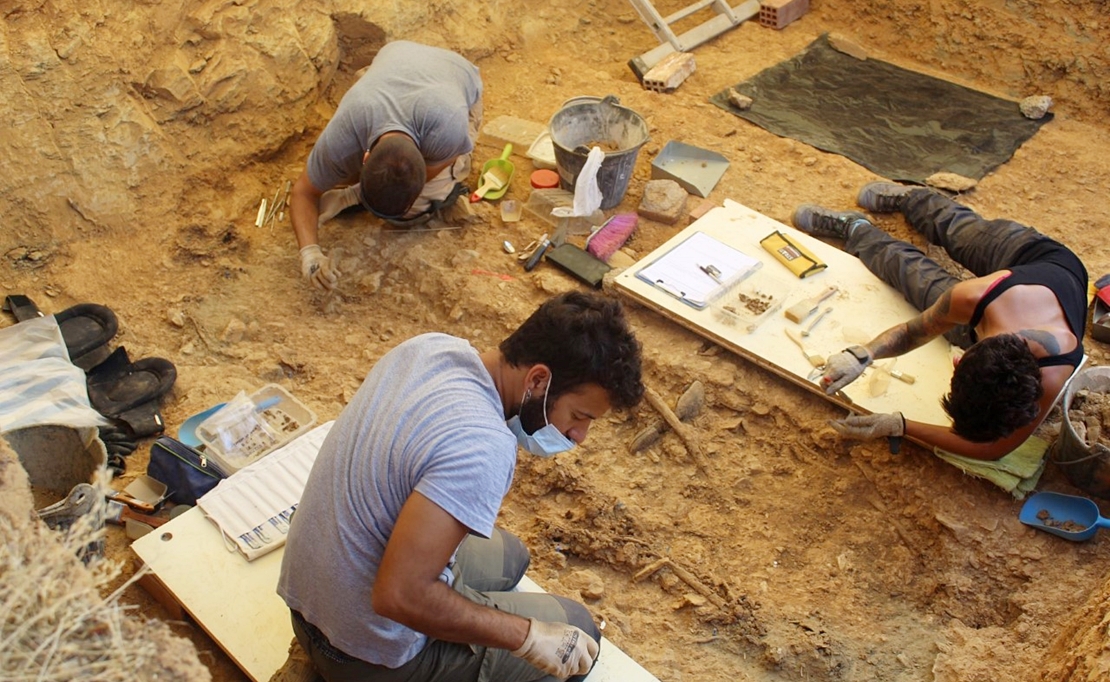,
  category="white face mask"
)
[506,377,575,458]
